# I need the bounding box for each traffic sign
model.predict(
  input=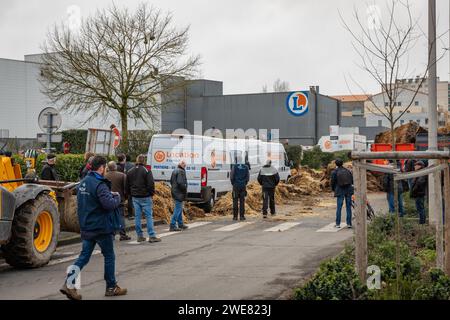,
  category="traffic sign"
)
[38,107,62,133]
[37,133,63,143]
